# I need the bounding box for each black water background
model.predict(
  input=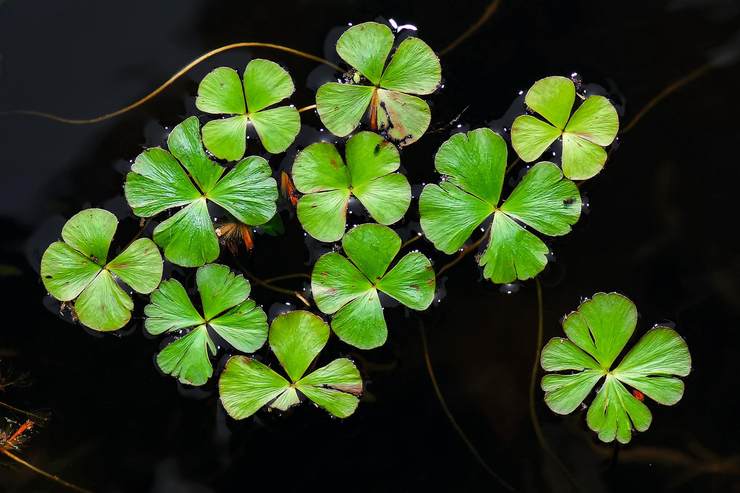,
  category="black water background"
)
[1,0,739,491]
